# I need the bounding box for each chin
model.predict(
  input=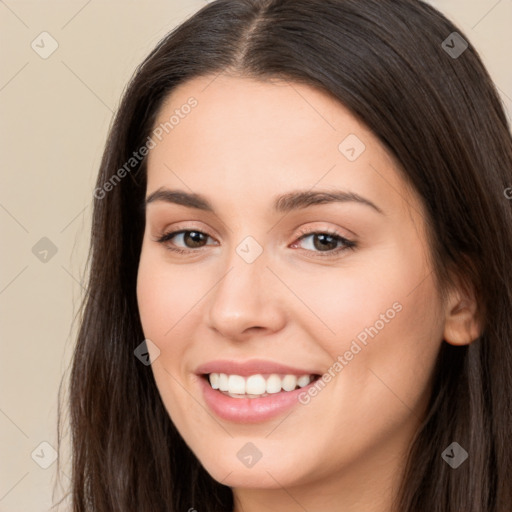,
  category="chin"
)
[198,450,307,489]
